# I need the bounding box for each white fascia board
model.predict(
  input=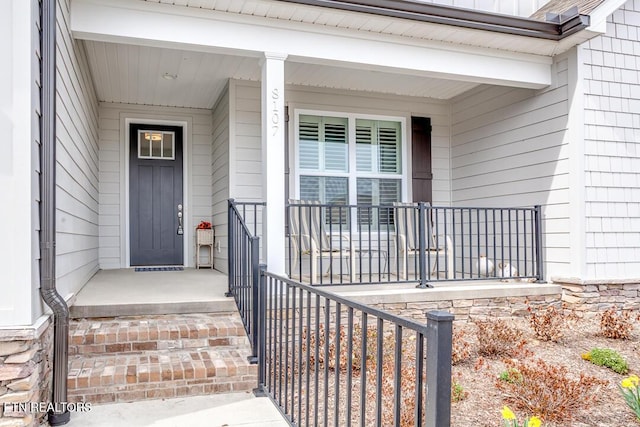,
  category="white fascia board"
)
[71,0,552,89]
[586,0,629,34]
